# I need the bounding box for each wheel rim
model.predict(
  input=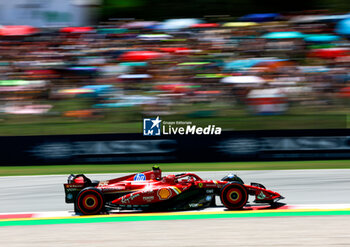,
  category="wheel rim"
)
[77,190,103,214]
[226,188,242,203]
[83,195,98,210]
